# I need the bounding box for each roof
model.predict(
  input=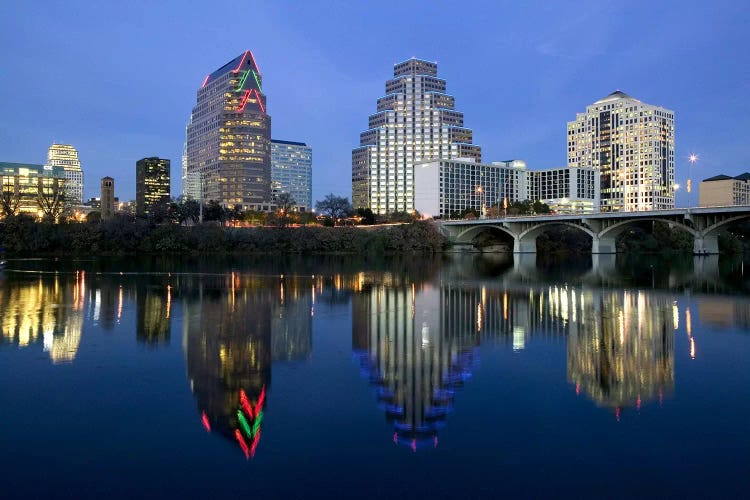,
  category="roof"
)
[593,90,640,104]
[703,173,750,182]
[271,139,308,147]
